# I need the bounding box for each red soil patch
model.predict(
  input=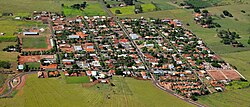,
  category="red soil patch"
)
[207,70,241,81]
[16,75,27,90]
[18,55,54,64]
[222,70,241,80]
[207,70,226,80]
